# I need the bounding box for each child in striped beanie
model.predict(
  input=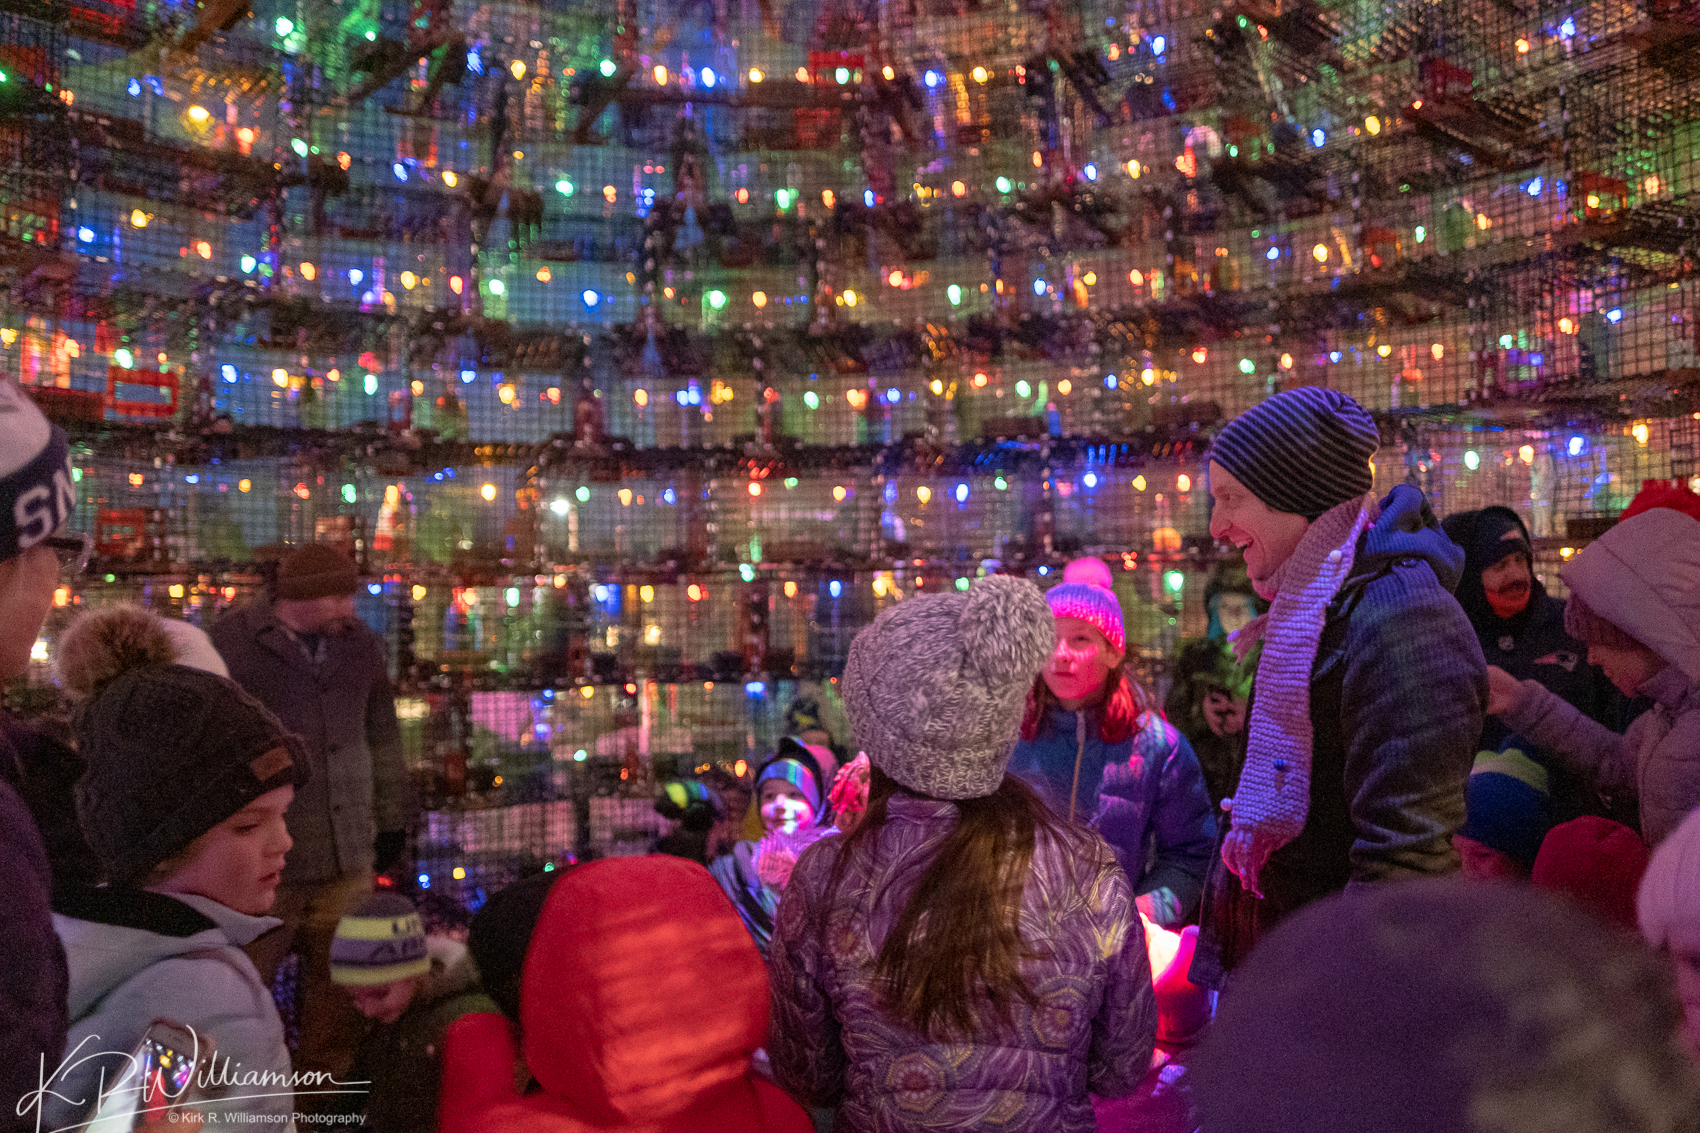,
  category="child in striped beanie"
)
[331,892,498,1132]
